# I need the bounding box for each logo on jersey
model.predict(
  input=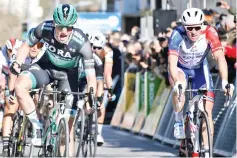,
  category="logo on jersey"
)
[69,48,76,52]
[44,42,72,59]
[74,31,85,43]
[191,45,198,52]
